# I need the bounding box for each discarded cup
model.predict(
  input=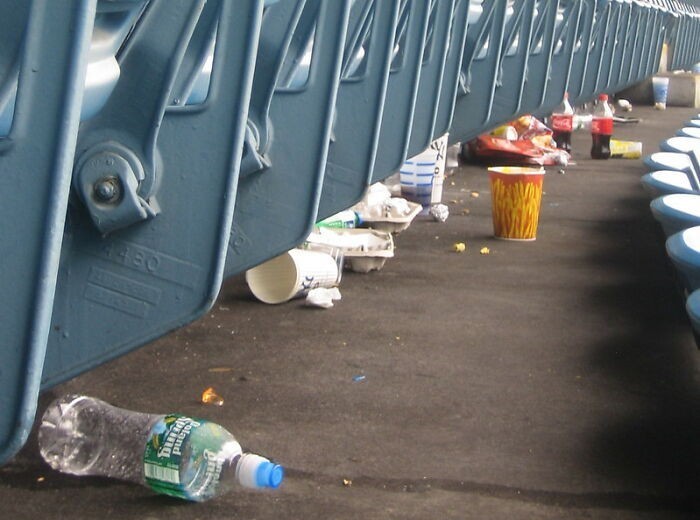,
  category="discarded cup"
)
[652,76,669,110]
[610,139,642,159]
[246,249,340,304]
[400,135,447,213]
[488,166,545,241]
